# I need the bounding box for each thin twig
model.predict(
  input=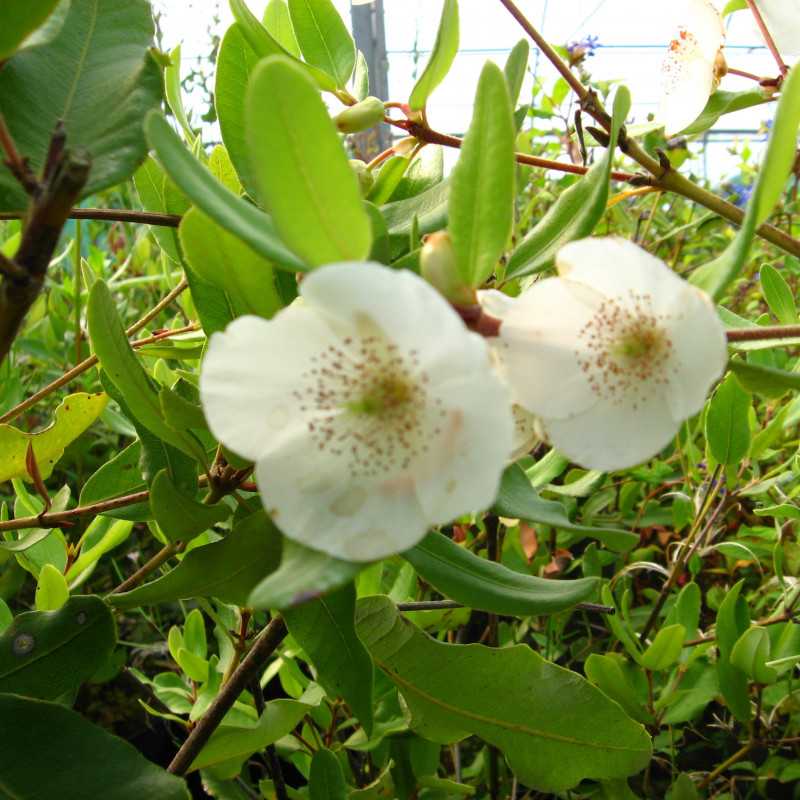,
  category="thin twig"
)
[727,324,800,342]
[167,616,288,776]
[110,540,185,595]
[745,0,788,76]
[0,208,182,227]
[0,278,189,425]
